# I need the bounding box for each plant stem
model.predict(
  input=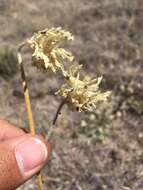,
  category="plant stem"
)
[17,44,43,190]
[20,68,35,134]
[38,174,43,190]
[53,98,67,125]
[47,98,67,140]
